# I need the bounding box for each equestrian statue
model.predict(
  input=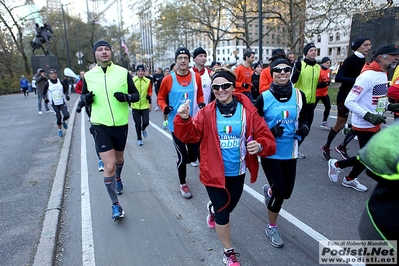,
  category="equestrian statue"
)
[30,23,53,55]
